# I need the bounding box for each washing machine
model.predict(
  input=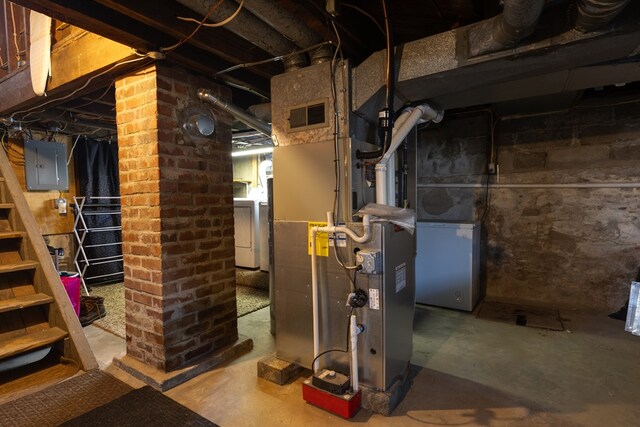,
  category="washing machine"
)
[234,198,260,269]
